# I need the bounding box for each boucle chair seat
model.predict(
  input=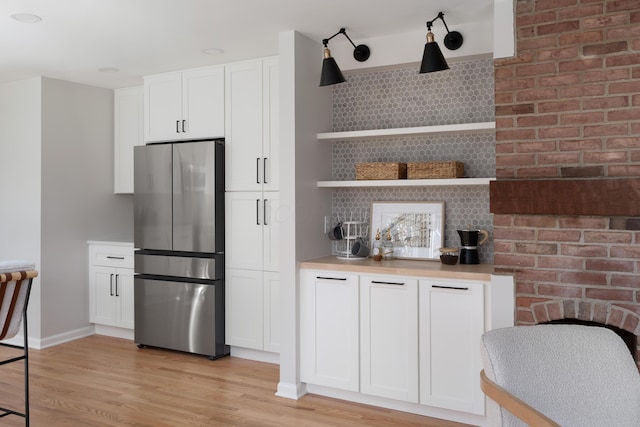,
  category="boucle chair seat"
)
[480,324,640,427]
